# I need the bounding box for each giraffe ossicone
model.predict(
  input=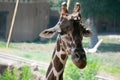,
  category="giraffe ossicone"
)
[40,14,92,80]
